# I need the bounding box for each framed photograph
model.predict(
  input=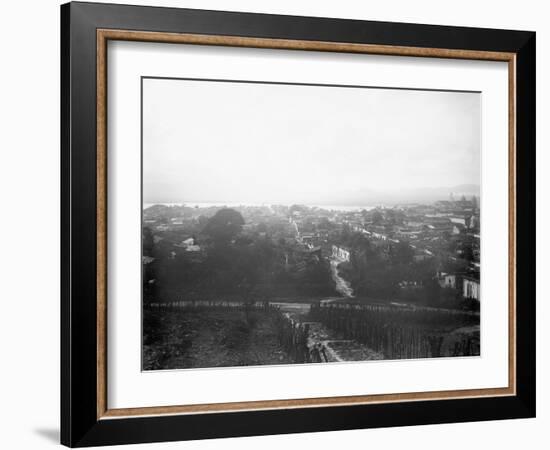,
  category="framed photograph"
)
[61,2,536,447]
